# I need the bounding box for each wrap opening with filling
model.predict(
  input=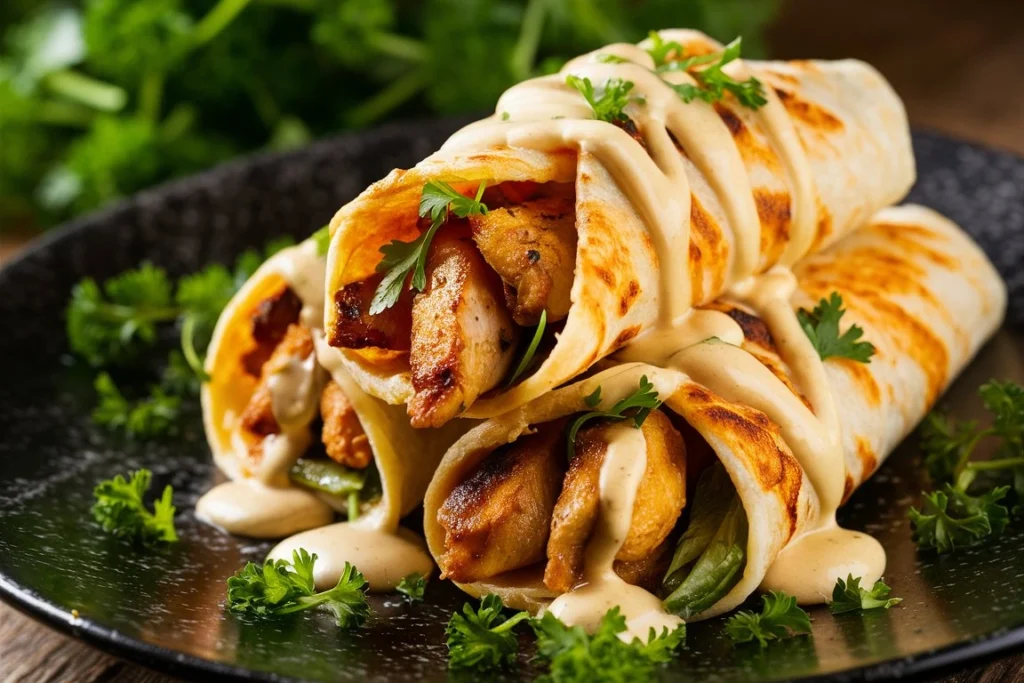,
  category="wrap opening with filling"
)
[422,206,1006,619]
